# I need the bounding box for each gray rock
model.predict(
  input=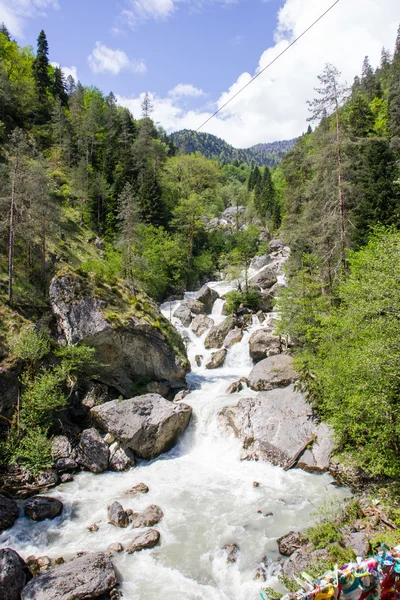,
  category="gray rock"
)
[108,502,129,528]
[224,327,243,348]
[249,265,278,290]
[80,381,111,409]
[131,504,164,528]
[146,381,170,398]
[107,542,124,553]
[259,292,274,313]
[186,298,205,315]
[205,348,227,369]
[24,496,63,522]
[256,310,265,323]
[277,531,304,556]
[195,355,203,367]
[76,428,109,473]
[0,494,19,533]
[248,354,297,391]
[35,470,59,489]
[124,482,149,496]
[174,389,190,402]
[296,424,334,473]
[344,532,369,557]
[222,206,245,220]
[191,314,214,337]
[51,435,72,460]
[205,316,238,349]
[60,473,74,483]
[226,380,244,394]
[0,548,32,600]
[221,543,240,564]
[55,458,78,472]
[109,442,135,472]
[91,394,192,460]
[195,285,219,314]
[21,552,117,600]
[250,255,270,271]
[126,529,160,553]
[269,238,284,251]
[218,385,334,471]
[50,273,188,397]
[283,545,329,578]
[173,303,192,327]
[248,329,281,362]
